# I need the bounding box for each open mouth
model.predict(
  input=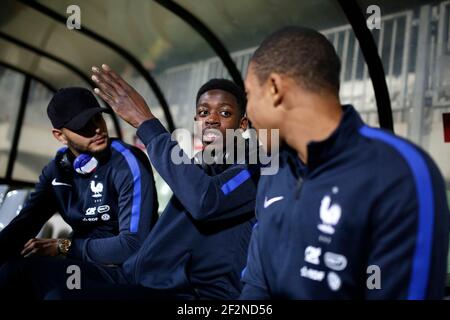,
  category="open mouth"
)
[202,128,222,143]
